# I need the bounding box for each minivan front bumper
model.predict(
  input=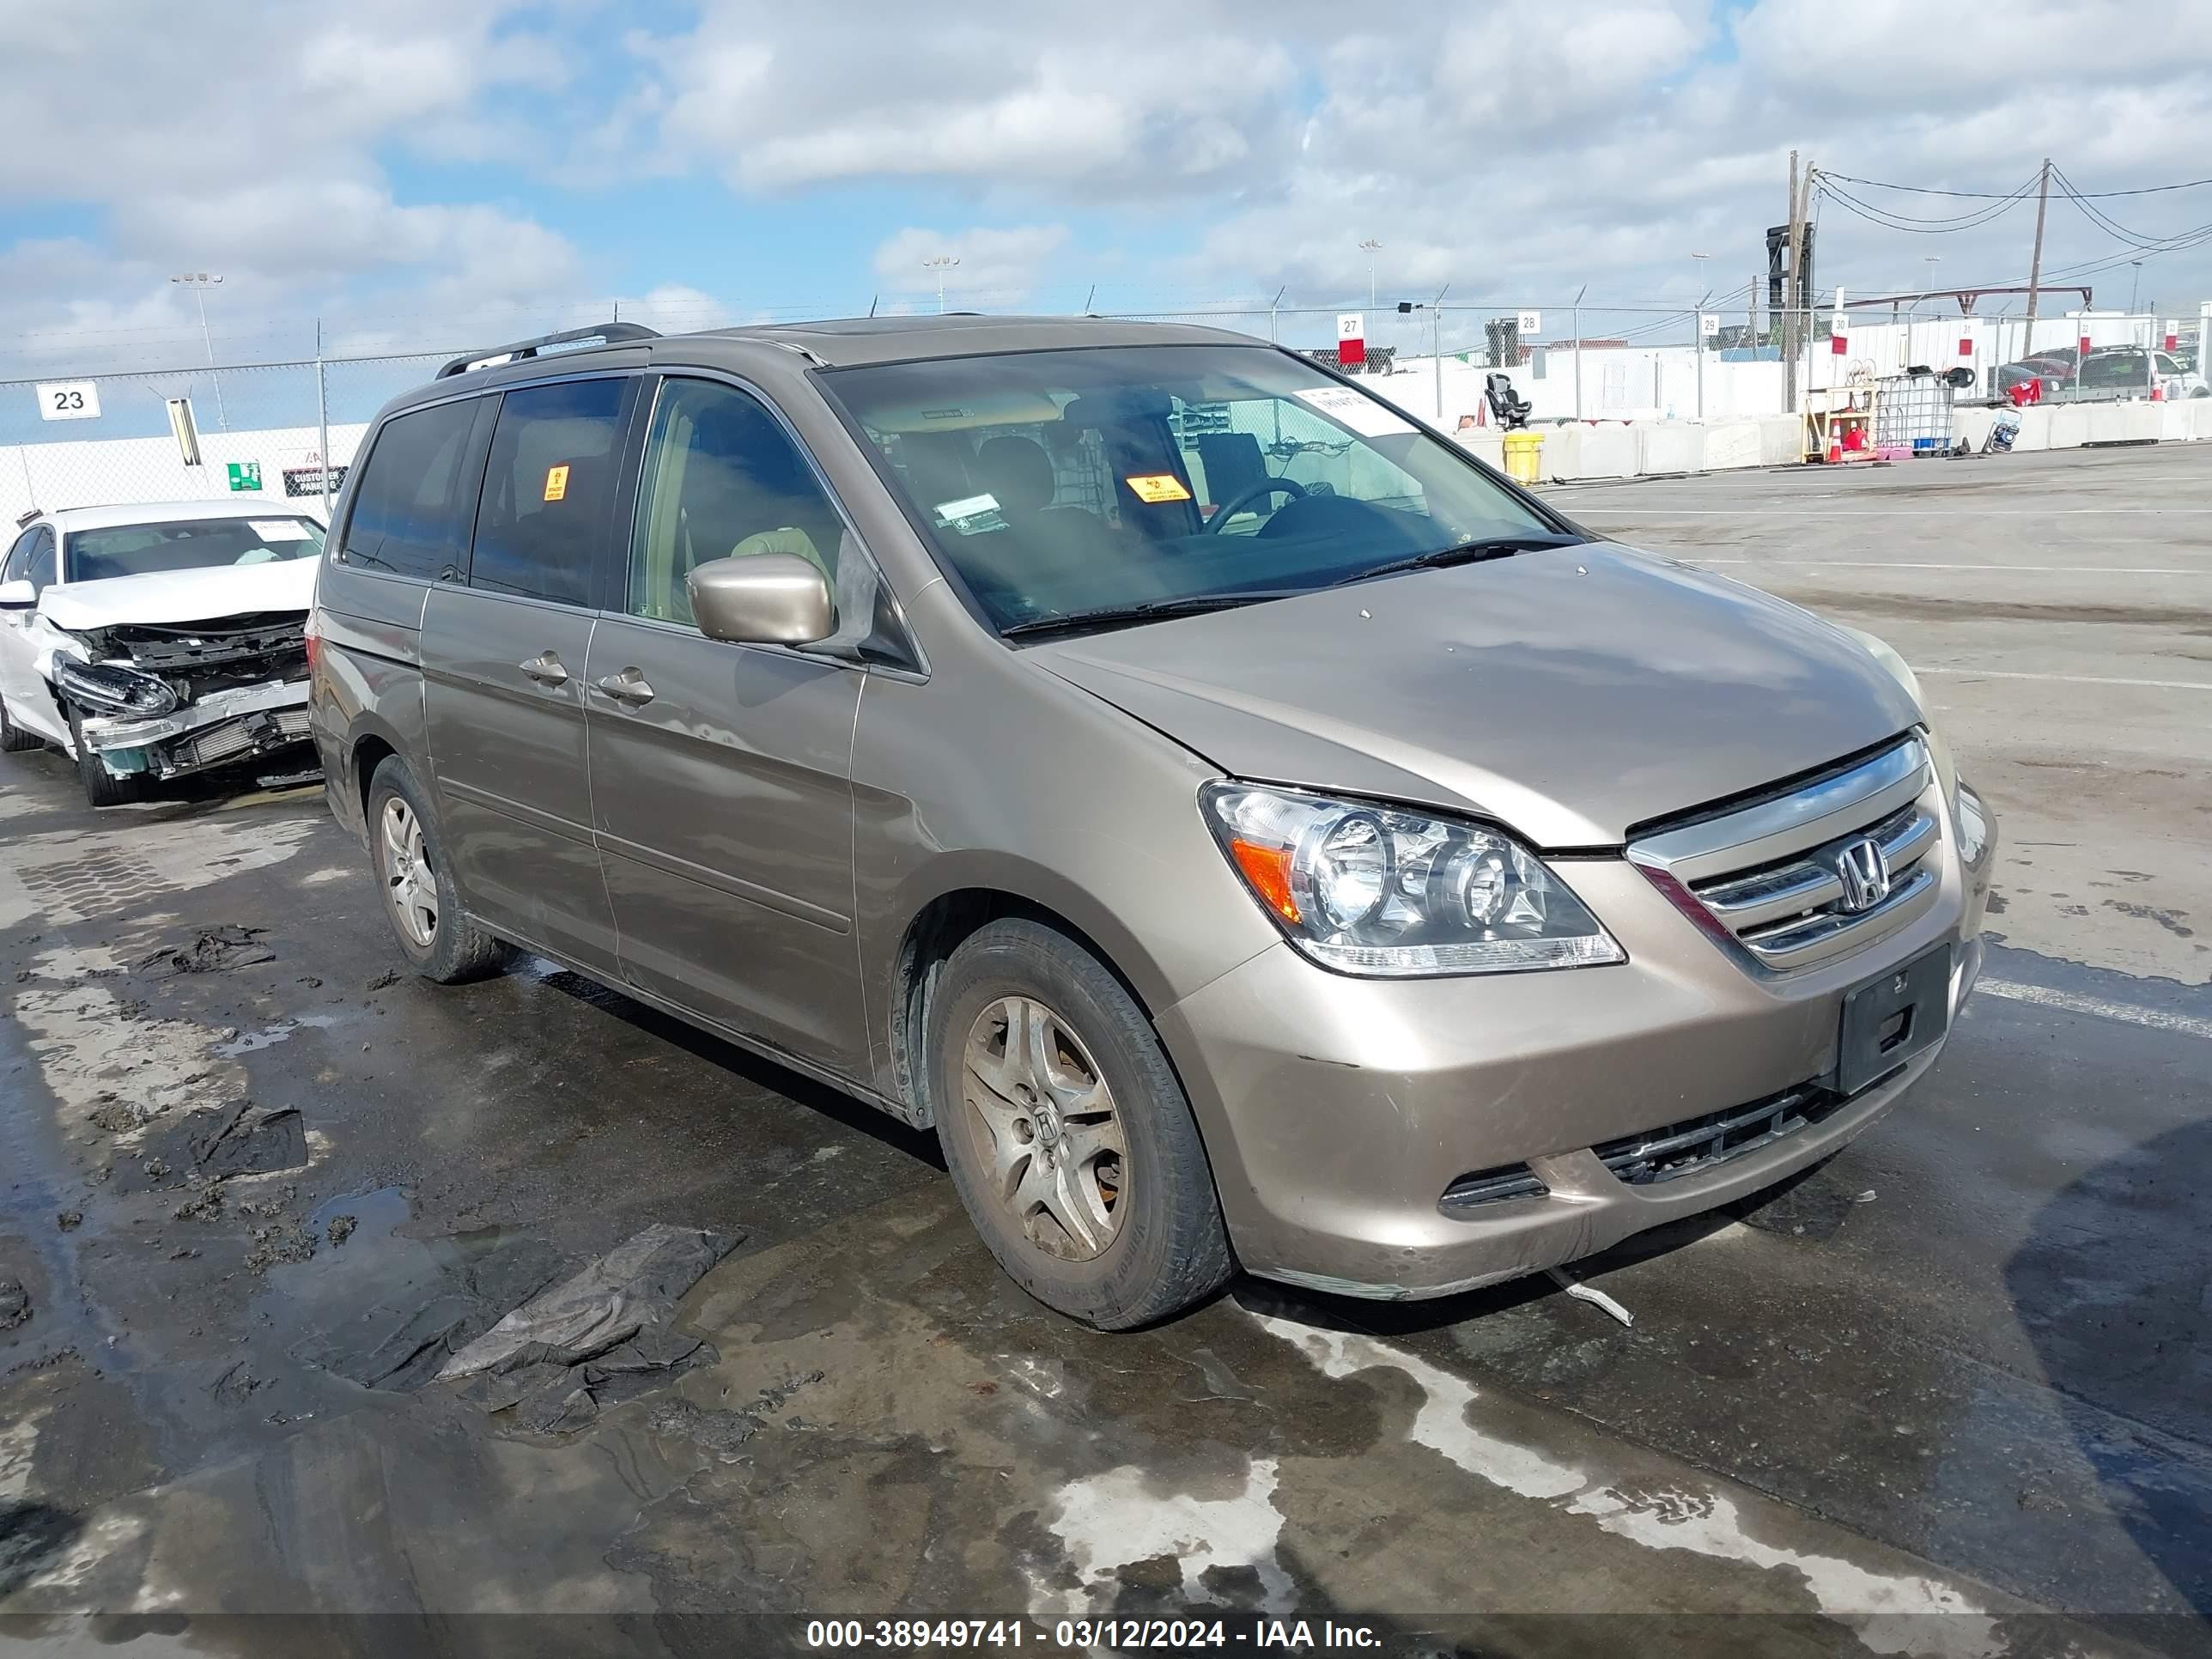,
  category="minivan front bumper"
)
[1157,824,1993,1300]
